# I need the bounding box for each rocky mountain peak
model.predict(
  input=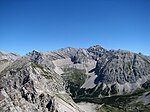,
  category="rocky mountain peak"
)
[0,45,150,112]
[26,50,43,64]
[0,51,20,62]
[87,45,106,53]
[0,51,20,73]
